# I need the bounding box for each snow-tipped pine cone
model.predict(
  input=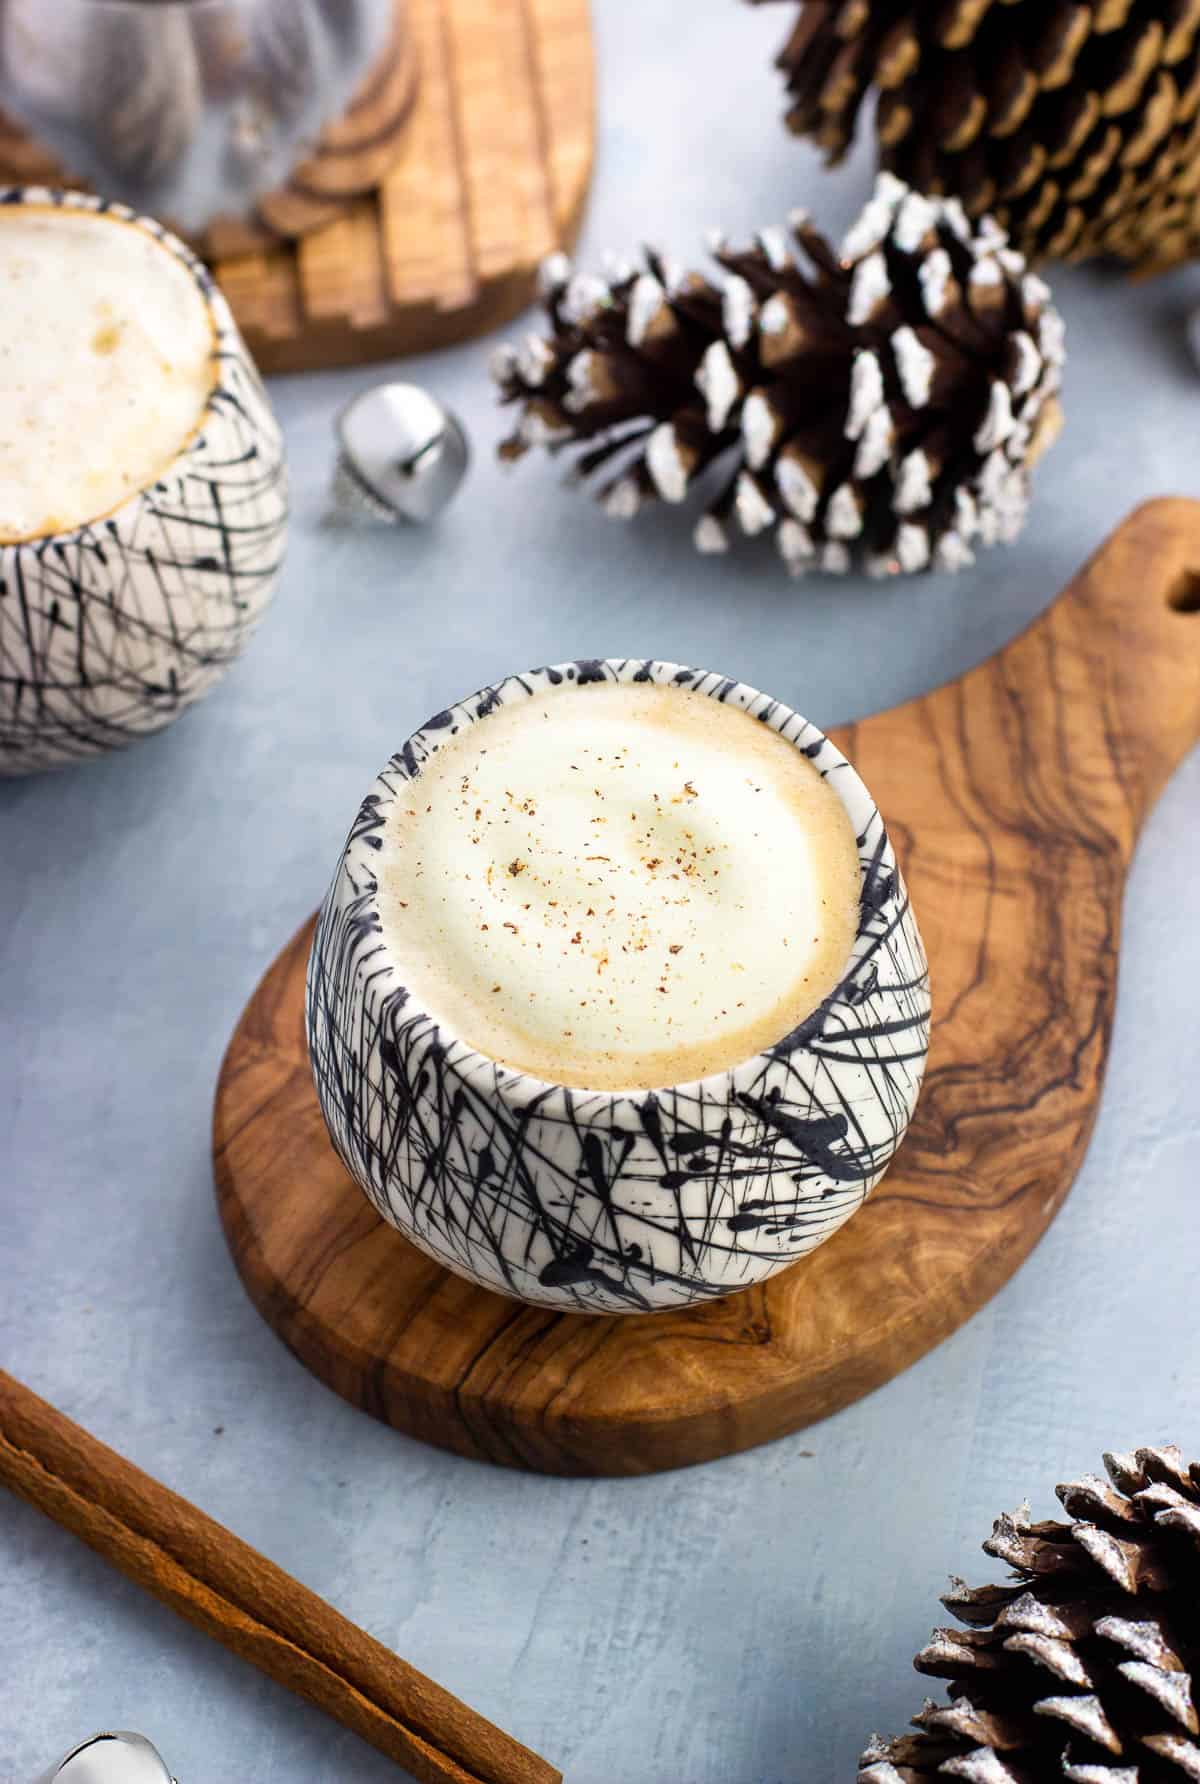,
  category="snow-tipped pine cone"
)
[493,175,1064,579]
[862,1445,1200,1782]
